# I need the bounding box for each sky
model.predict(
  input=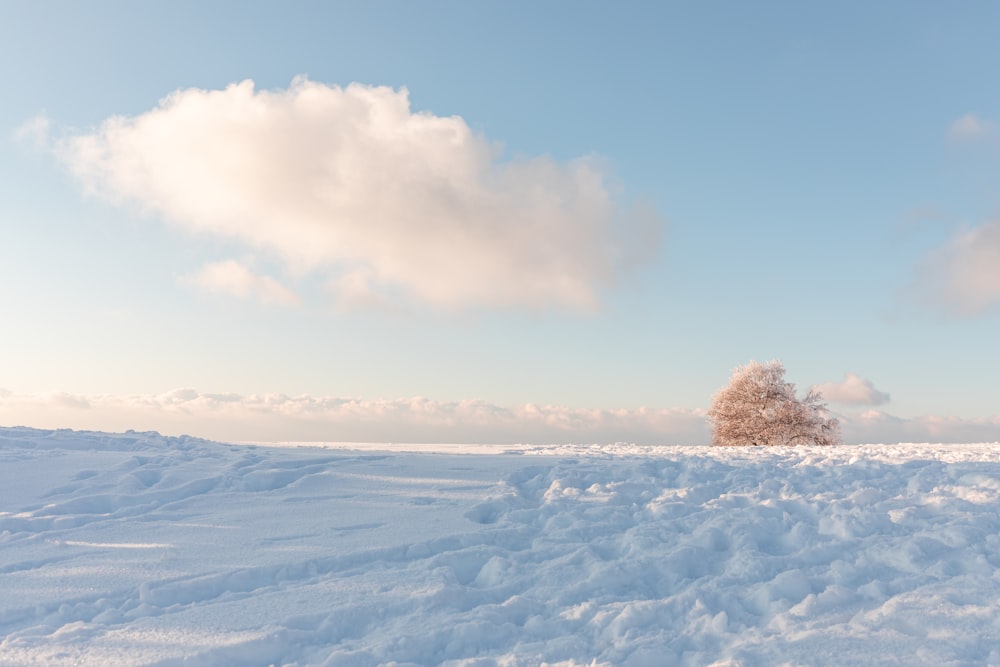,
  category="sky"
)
[2,1,1000,444]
